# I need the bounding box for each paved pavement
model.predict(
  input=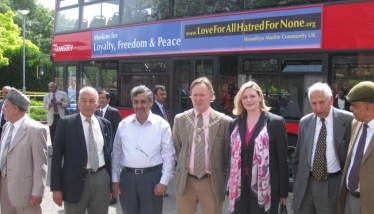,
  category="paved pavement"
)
[40,124,295,213]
